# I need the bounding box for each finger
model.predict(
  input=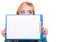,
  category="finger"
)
[39,22,43,32]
